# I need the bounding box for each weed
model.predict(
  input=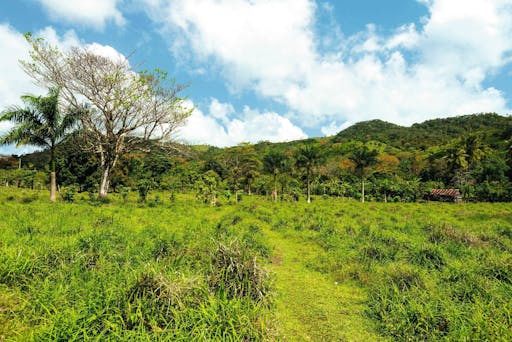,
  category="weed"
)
[208,240,271,304]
